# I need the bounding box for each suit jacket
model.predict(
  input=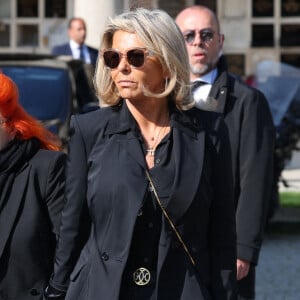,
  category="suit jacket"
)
[52,42,99,112]
[51,43,98,66]
[50,101,237,299]
[0,148,66,300]
[205,57,275,265]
